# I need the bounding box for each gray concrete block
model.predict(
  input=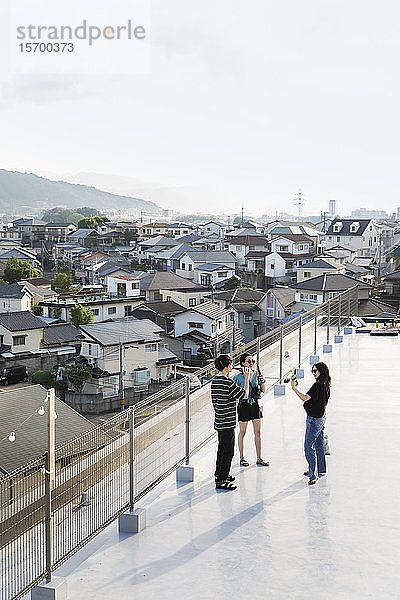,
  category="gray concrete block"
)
[274,384,286,396]
[295,368,304,379]
[32,577,68,600]
[309,355,319,365]
[176,465,195,482]
[118,508,146,533]
[334,335,343,343]
[323,344,332,353]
